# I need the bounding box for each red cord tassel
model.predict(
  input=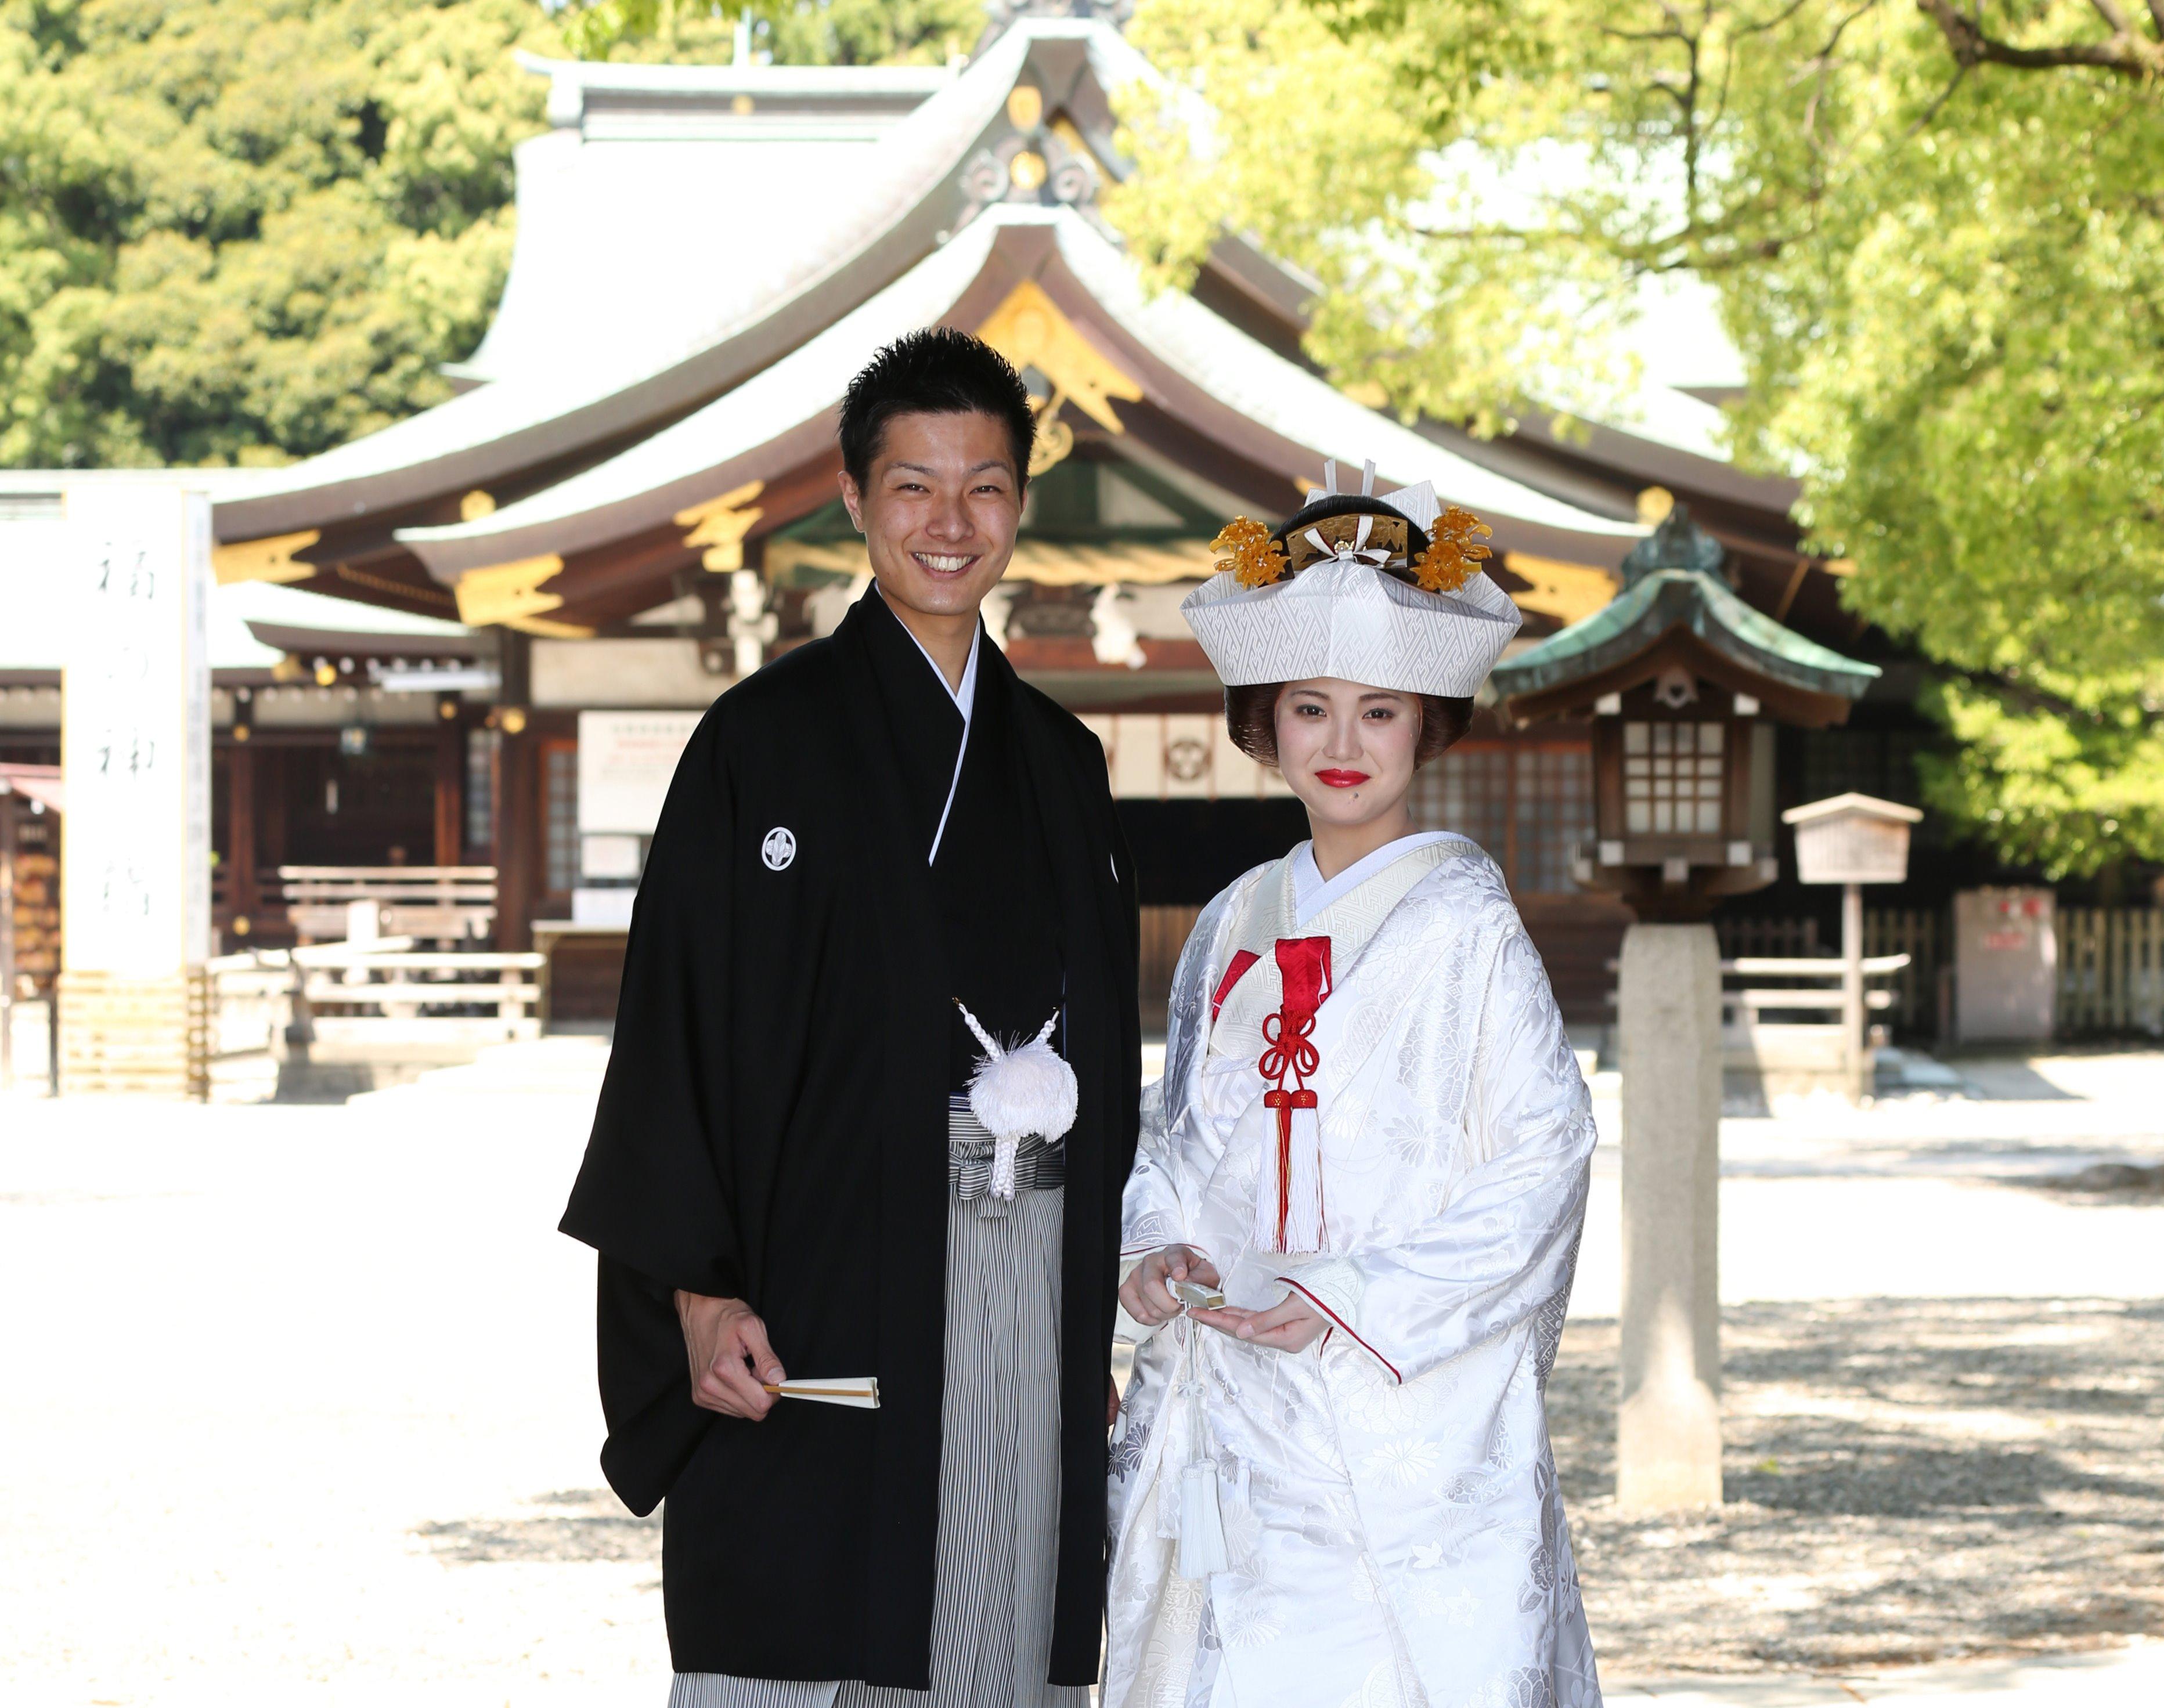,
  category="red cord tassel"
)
[1256,937,1331,1252]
